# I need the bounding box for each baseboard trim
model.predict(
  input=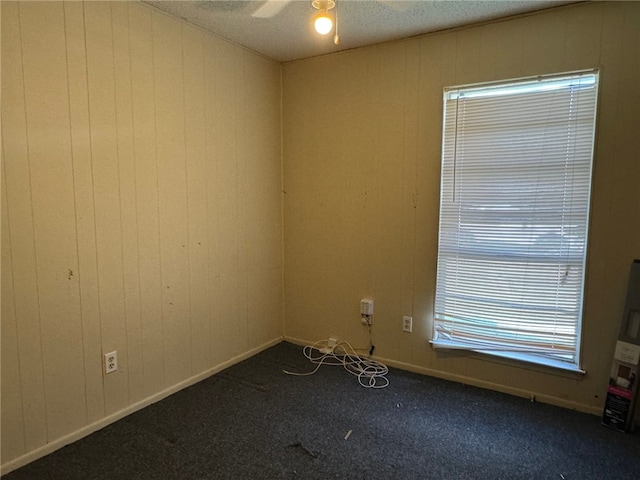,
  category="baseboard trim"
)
[377,355,601,416]
[1,336,283,476]
[283,335,602,417]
